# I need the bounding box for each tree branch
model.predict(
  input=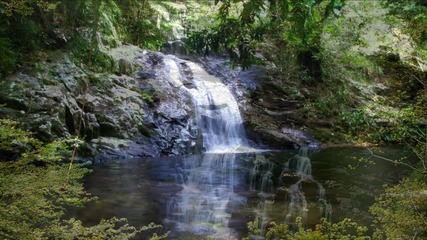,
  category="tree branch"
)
[366,148,425,175]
